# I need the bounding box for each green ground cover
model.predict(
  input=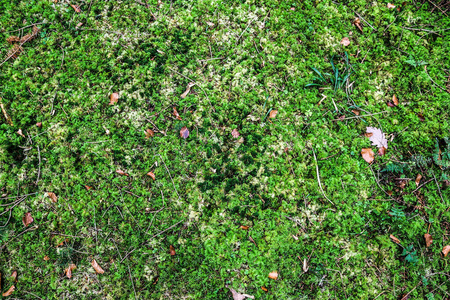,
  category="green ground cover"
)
[1,0,450,299]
